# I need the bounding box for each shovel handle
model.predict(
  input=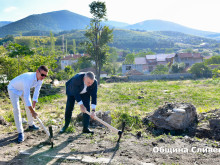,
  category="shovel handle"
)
[84,110,119,133]
[36,116,50,137]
